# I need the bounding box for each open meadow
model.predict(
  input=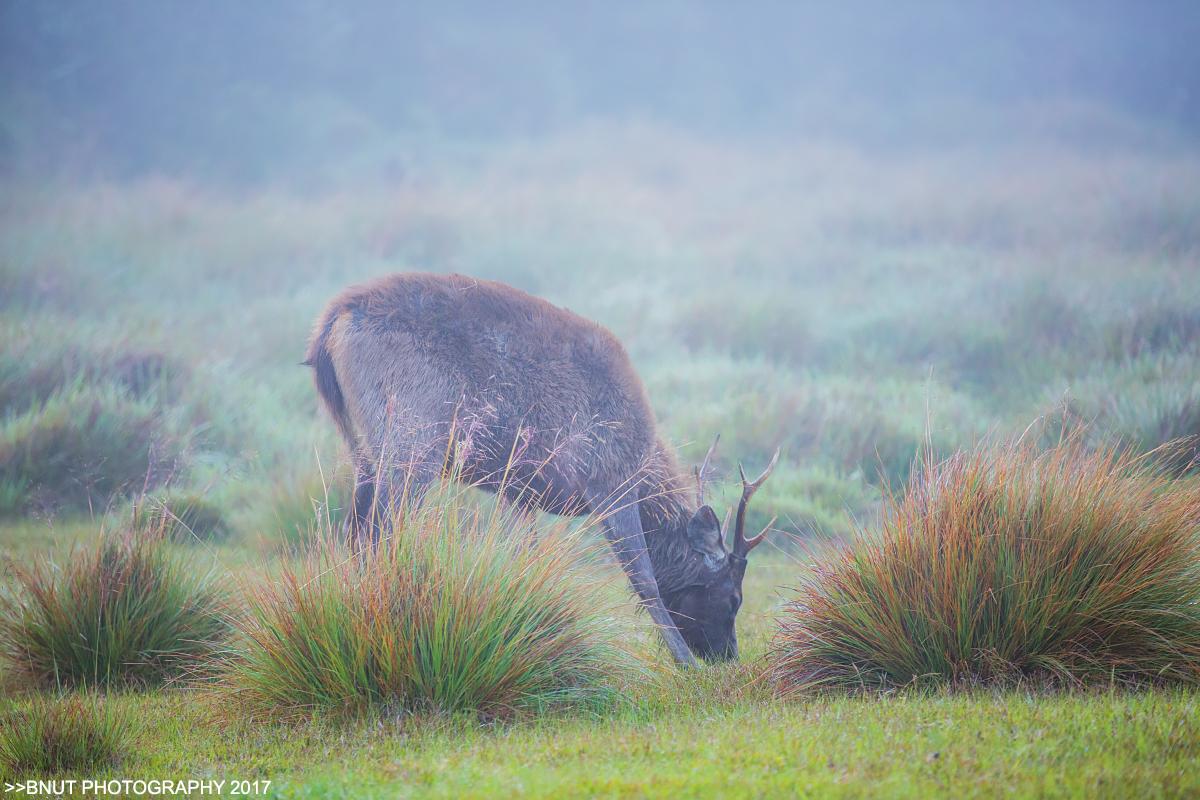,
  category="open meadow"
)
[3,127,1200,797]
